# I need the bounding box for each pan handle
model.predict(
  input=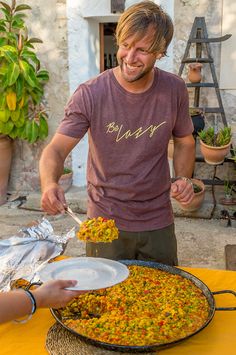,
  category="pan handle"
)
[212,290,236,311]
